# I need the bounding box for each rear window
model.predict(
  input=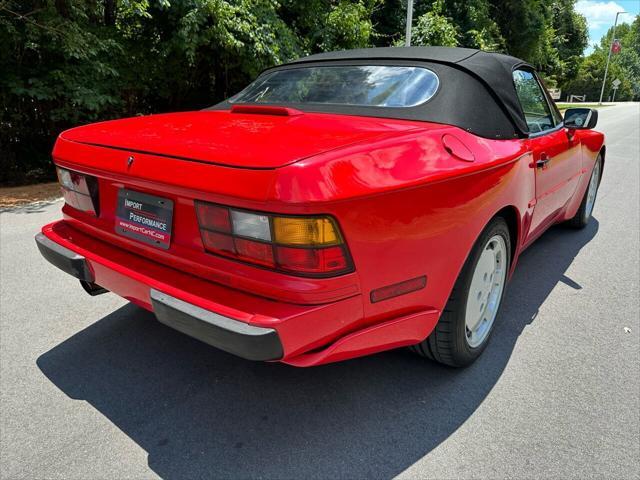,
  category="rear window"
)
[229,65,440,108]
